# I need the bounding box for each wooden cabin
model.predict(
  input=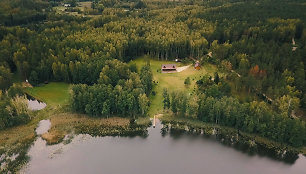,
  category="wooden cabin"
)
[161,64,177,73]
